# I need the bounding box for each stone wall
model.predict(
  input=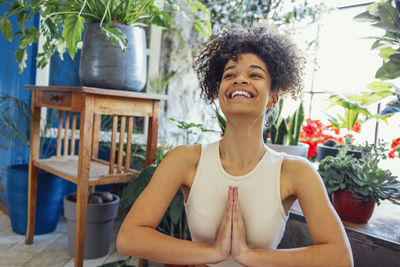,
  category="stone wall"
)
[157,6,220,147]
